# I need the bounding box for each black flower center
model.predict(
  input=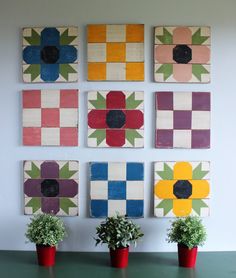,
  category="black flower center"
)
[173,44,192,64]
[106,110,126,128]
[41,179,59,197]
[41,46,59,64]
[173,180,192,199]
